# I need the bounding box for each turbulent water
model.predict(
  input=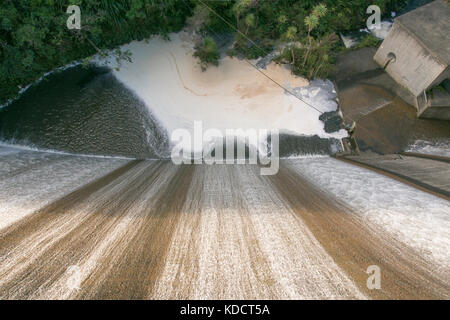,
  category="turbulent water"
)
[406,139,450,157]
[0,63,342,159]
[0,32,345,159]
